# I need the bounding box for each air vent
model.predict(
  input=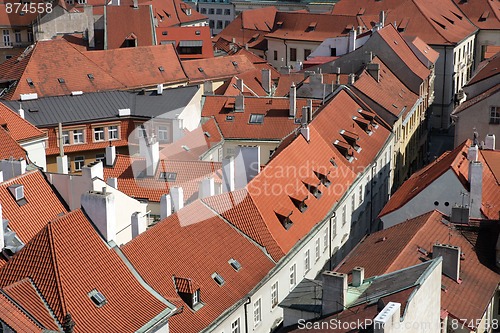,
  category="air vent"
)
[198,67,204,72]
[228,258,241,271]
[232,61,238,67]
[204,131,211,137]
[212,273,225,286]
[88,289,107,307]
[226,115,234,121]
